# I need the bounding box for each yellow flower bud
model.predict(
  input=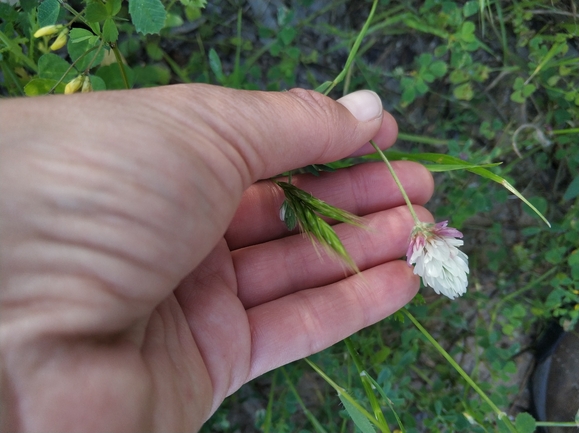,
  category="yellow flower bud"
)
[64,75,84,94]
[33,24,62,38]
[49,28,69,51]
[81,76,93,93]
